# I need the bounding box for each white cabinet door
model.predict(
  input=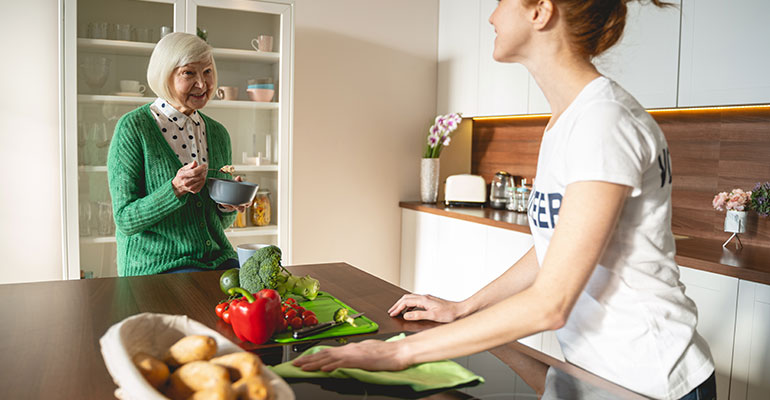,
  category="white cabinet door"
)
[436,216,489,301]
[400,209,440,294]
[476,0,529,117]
[730,280,770,400]
[593,0,680,108]
[437,0,481,117]
[679,0,770,106]
[679,266,738,400]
